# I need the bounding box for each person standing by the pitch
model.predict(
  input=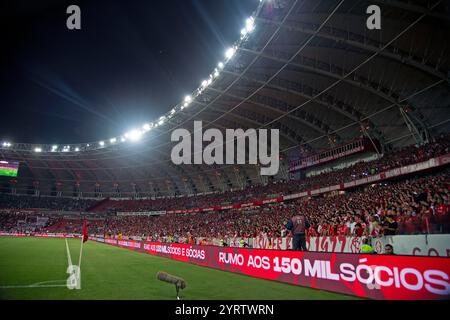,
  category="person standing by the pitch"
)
[285,212,310,251]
